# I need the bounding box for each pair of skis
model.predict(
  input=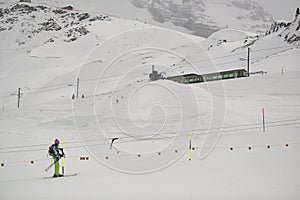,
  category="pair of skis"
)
[44,173,77,179]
